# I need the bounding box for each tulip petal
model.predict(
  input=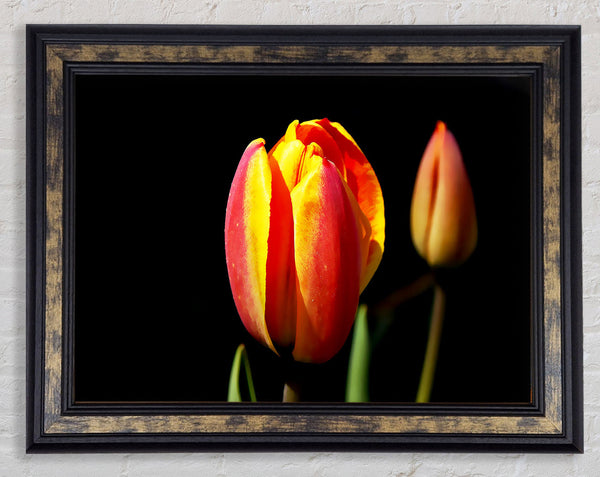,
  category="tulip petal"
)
[290,157,363,364]
[315,119,385,292]
[410,127,440,261]
[264,153,296,348]
[269,138,305,191]
[295,120,347,178]
[427,125,477,266]
[270,136,325,196]
[410,121,477,267]
[225,139,280,354]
